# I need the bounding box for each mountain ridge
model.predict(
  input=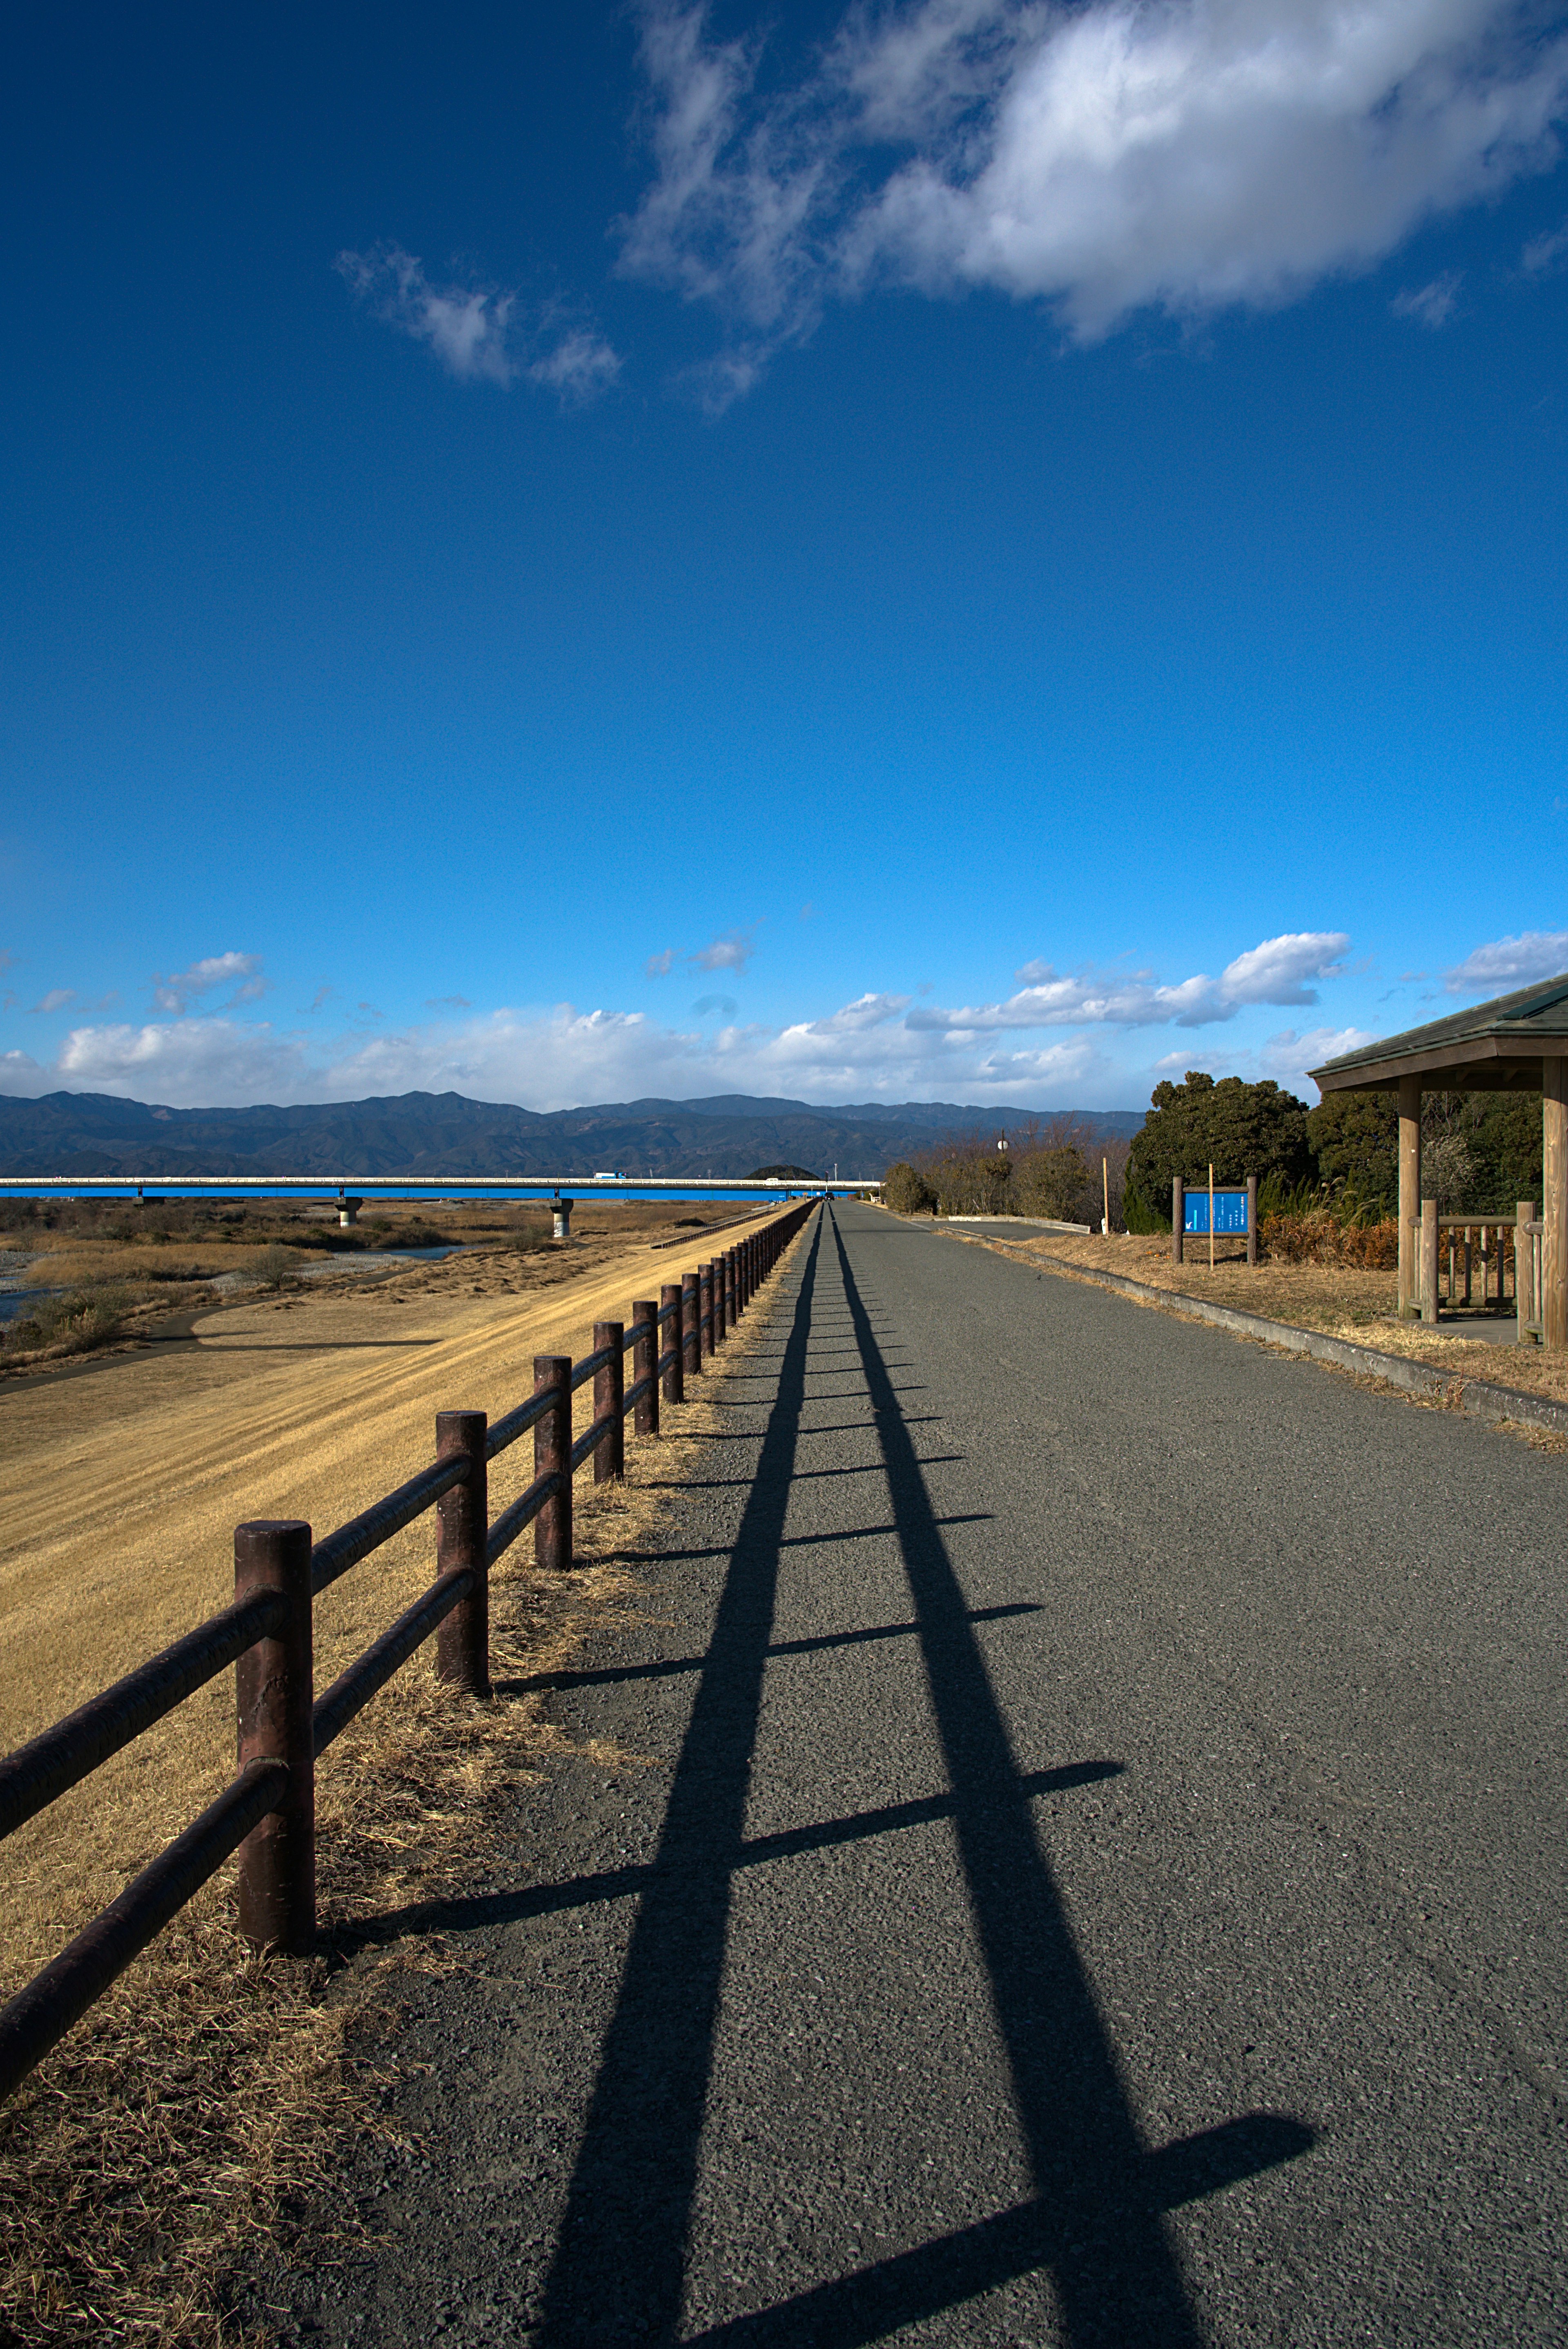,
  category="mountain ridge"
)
[0,1090,1145,1179]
